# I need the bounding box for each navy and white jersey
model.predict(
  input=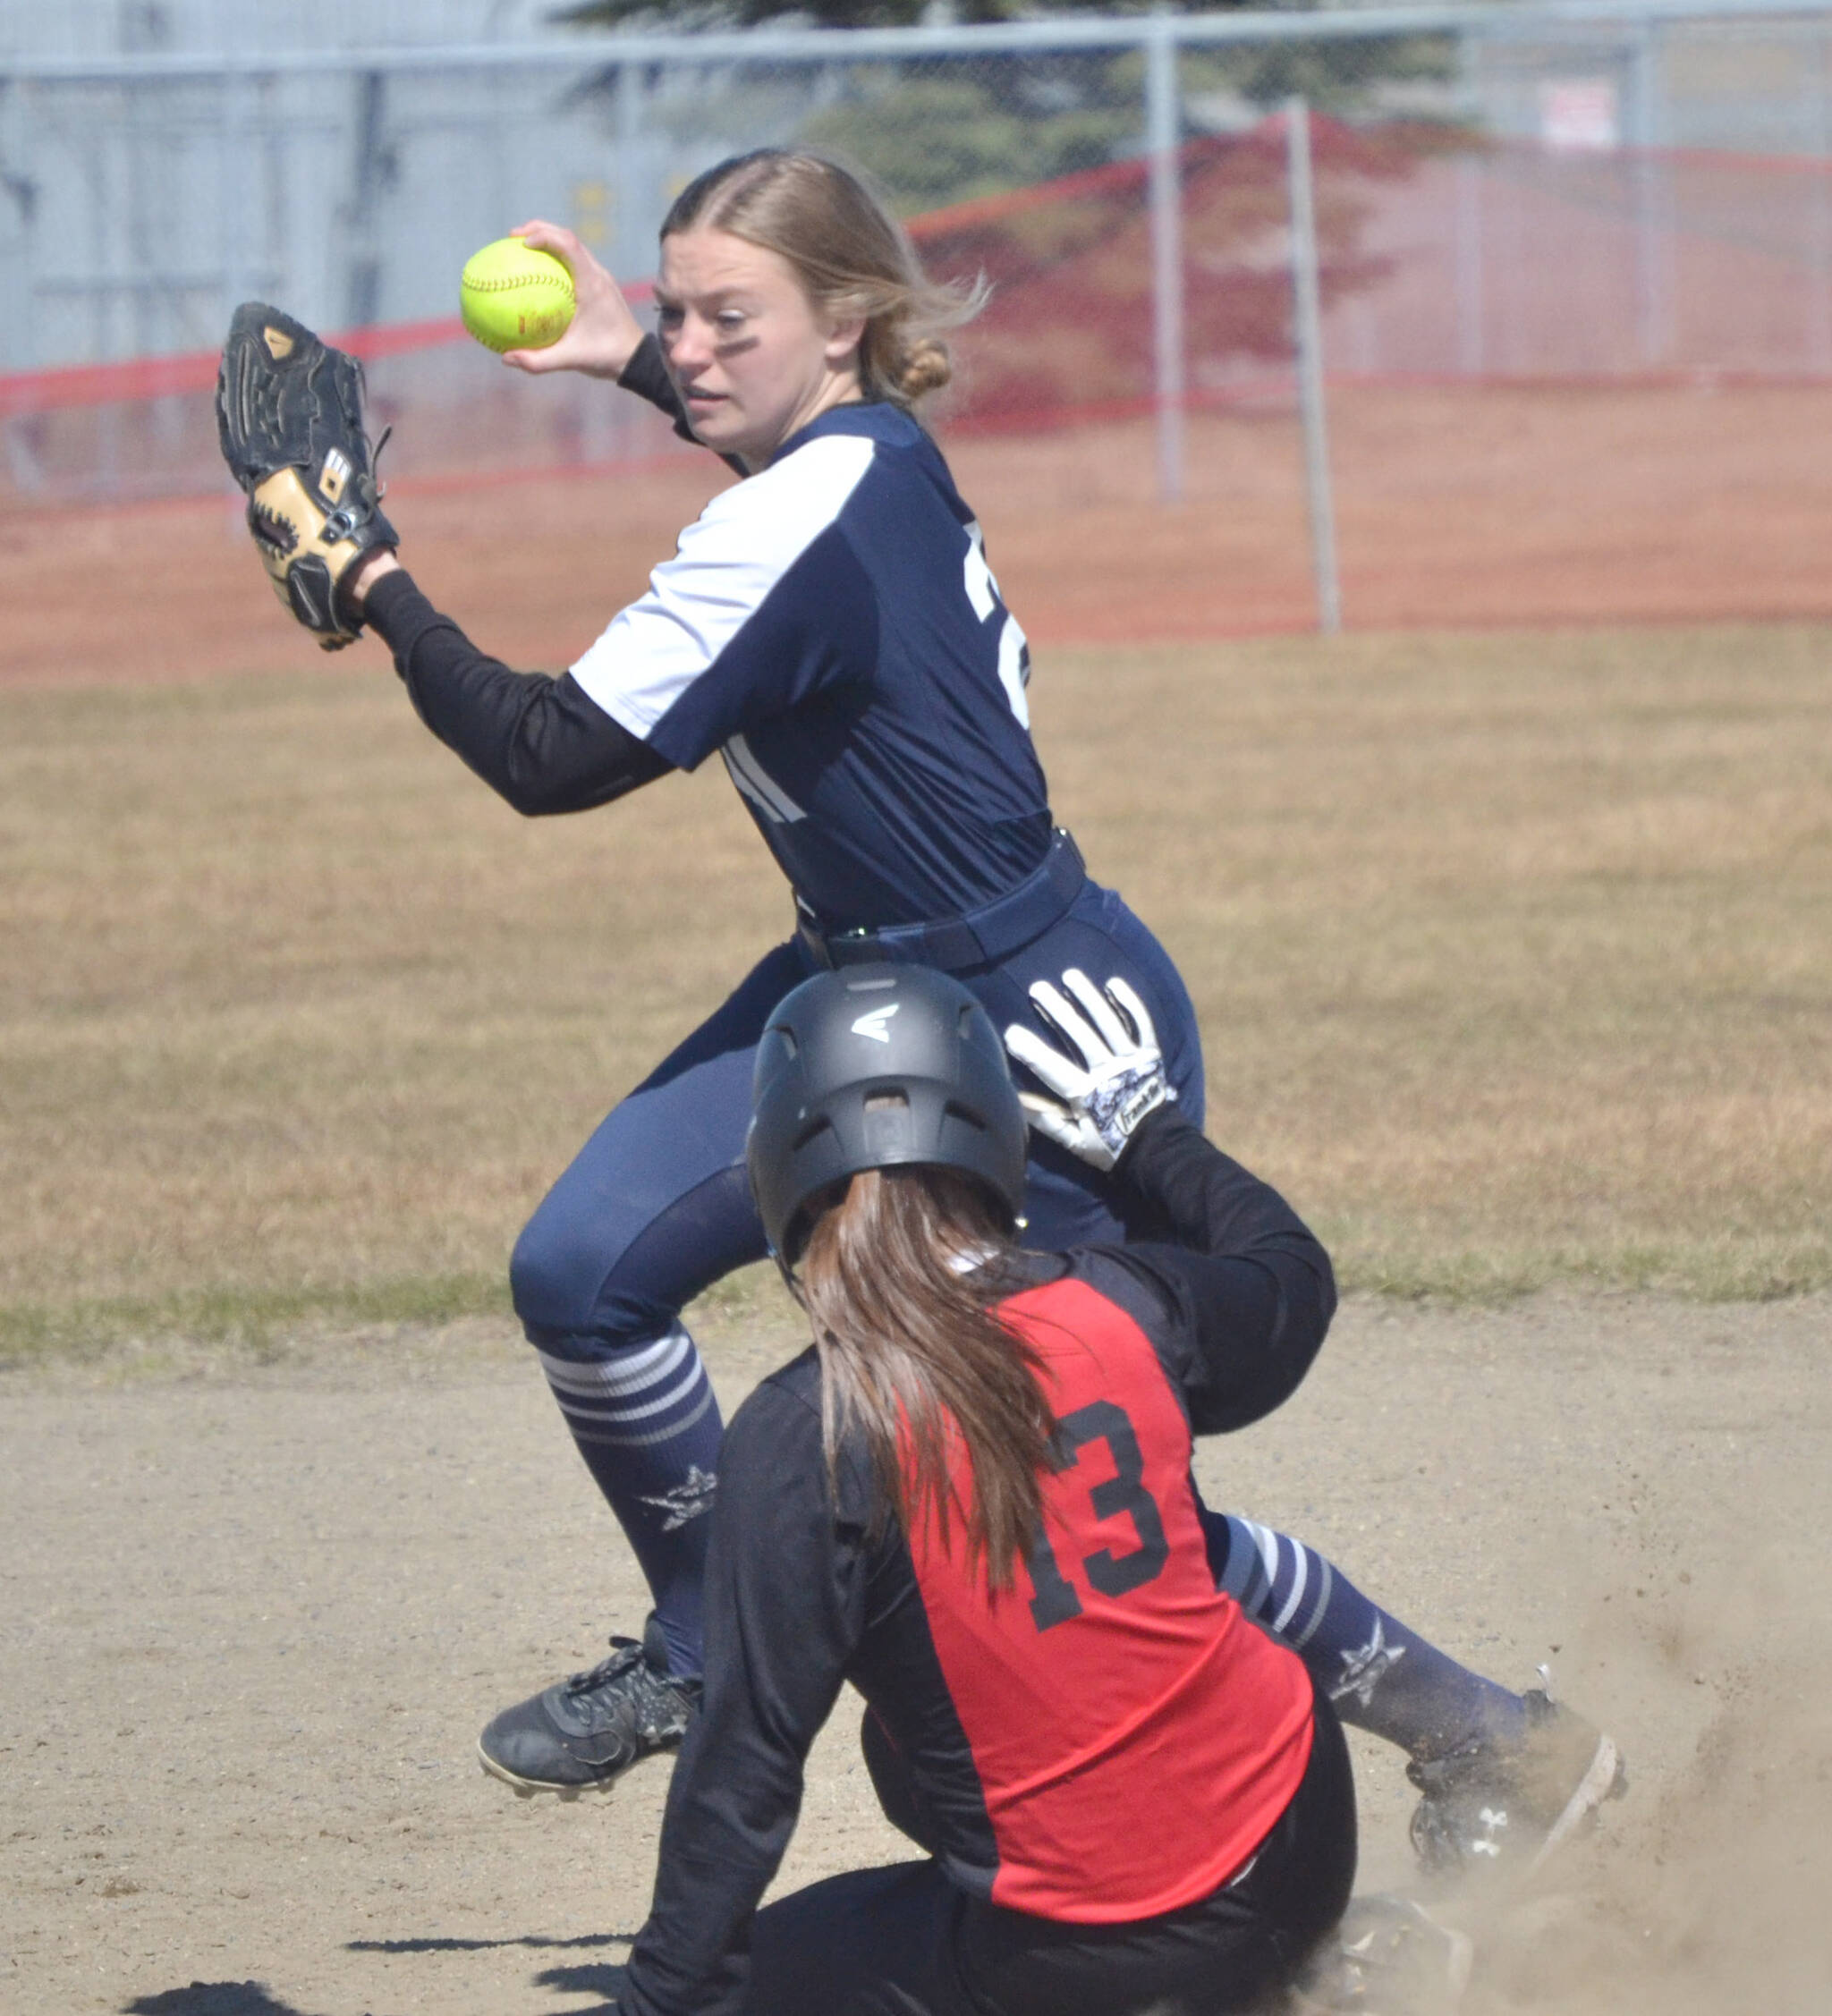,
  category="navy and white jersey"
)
[566,404,1051,932]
